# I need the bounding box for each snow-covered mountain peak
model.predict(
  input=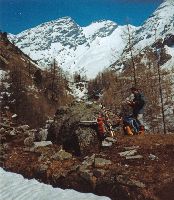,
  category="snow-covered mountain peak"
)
[83,20,118,41]
[10,17,128,78]
[163,0,174,4]
[133,0,174,51]
[8,0,174,79]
